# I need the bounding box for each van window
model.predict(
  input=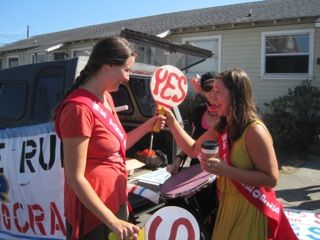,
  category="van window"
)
[33,67,65,123]
[130,77,155,117]
[0,82,27,120]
